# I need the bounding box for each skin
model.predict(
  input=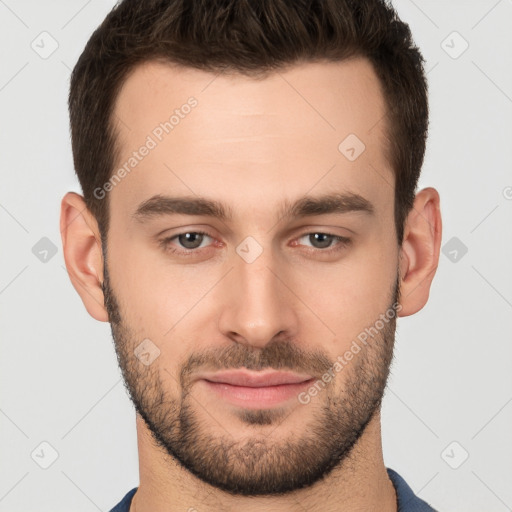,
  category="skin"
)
[60,57,442,512]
